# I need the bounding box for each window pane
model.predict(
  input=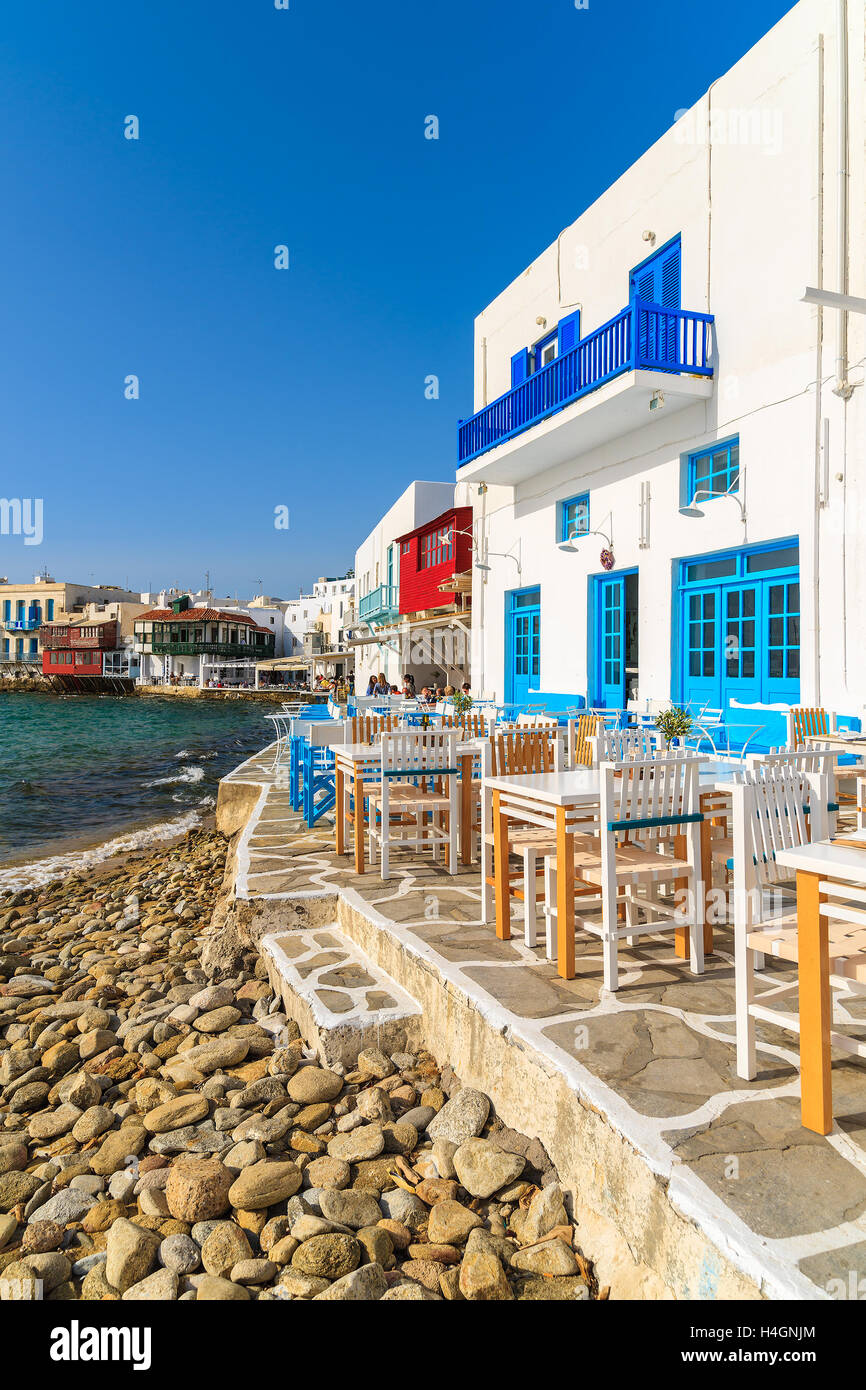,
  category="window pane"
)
[747,546,799,574]
[768,650,783,678]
